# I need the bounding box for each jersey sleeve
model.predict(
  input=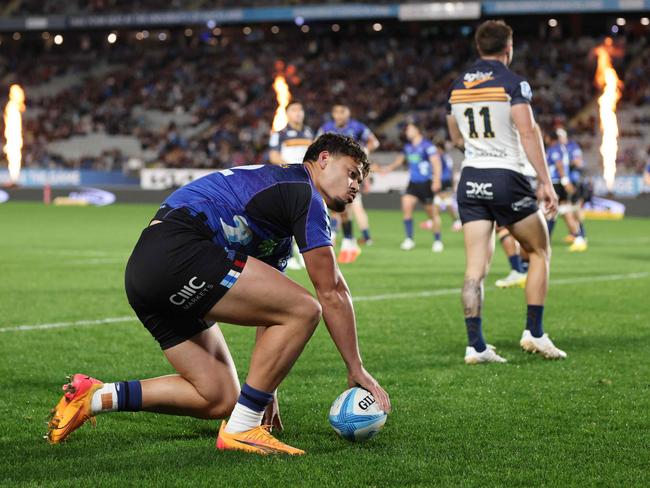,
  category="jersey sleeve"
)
[358,123,371,144]
[510,76,533,105]
[269,131,281,151]
[425,142,438,158]
[278,183,332,253]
